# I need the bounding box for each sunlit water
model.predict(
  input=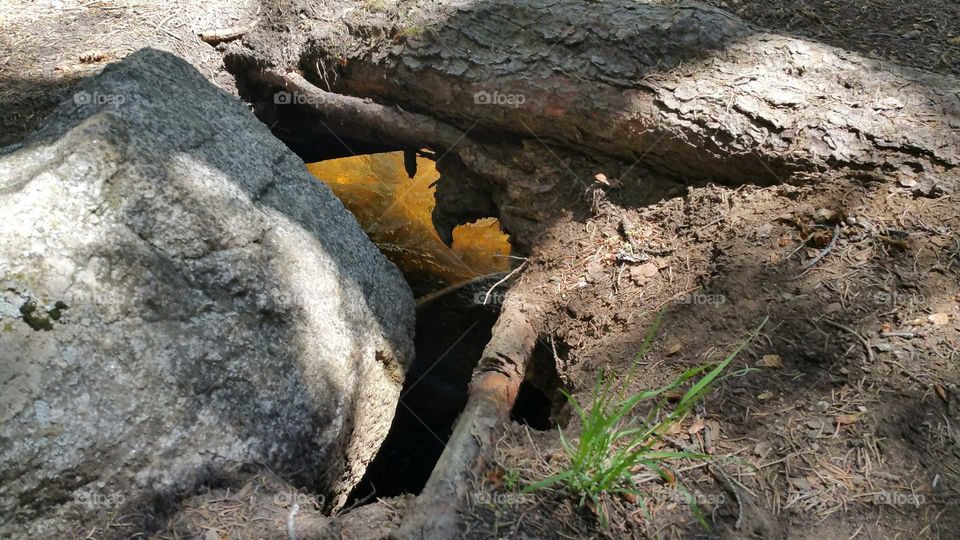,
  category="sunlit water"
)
[307,152,510,291]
